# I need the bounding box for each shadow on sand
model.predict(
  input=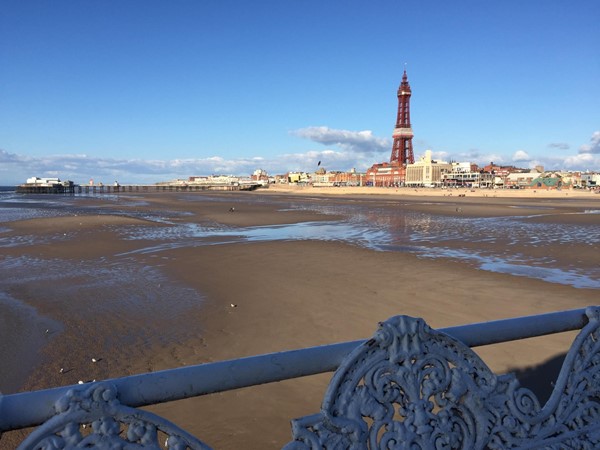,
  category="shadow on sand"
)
[512,352,567,406]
